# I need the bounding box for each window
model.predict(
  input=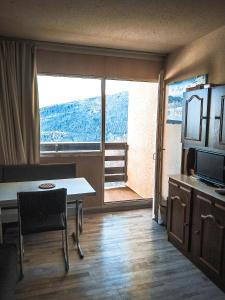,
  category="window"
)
[37,75,101,152]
